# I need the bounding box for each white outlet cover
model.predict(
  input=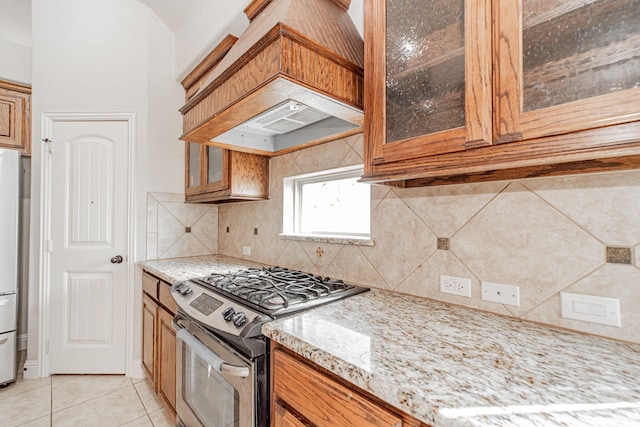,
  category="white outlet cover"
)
[481,281,520,306]
[440,275,471,298]
[242,246,251,256]
[560,292,621,327]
